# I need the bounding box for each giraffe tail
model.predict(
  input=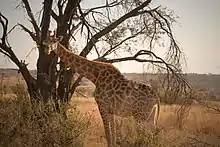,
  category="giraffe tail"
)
[146,102,160,127]
[153,102,160,128]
